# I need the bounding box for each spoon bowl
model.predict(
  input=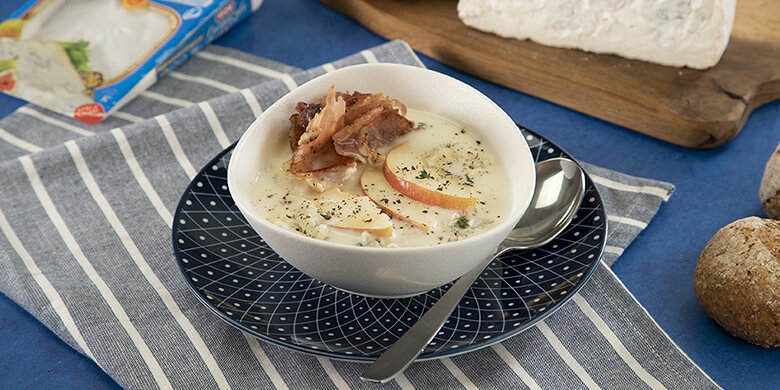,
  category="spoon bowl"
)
[501,157,586,250]
[361,157,586,383]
